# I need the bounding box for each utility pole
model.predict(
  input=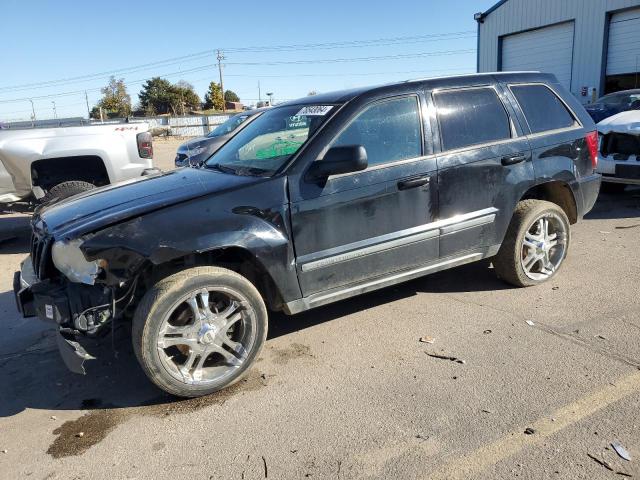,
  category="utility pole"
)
[84,91,91,119]
[258,81,261,103]
[51,101,57,119]
[216,49,226,113]
[29,99,36,127]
